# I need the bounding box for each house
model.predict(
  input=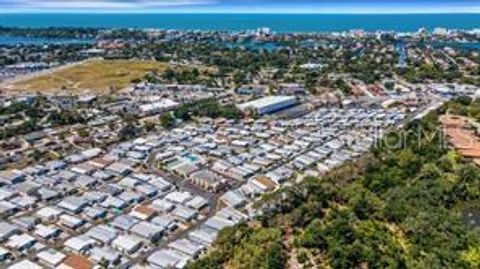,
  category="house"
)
[0,201,18,217]
[111,215,139,231]
[130,221,165,243]
[172,205,198,222]
[37,249,66,267]
[34,224,61,240]
[217,207,248,224]
[65,154,87,165]
[81,191,107,204]
[0,246,11,262]
[186,196,208,211]
[100,196,127,210]
[7,260,42,269]
[278,83,307,95]
[82,207,107,220]
[36,206,62,222]
[135,184,158,198]
[58,197,89,214]
[86,225,118,244]
[63,236,96,254]
[236,85,267,96]
[45,160,67,172]
[12,217,39,231]
[89,247,122,266]
[105,162,132,176]
[0,170,25,185]
[220,190,248,208]
[57,254,93,269]
[204,216,235,231]
[59,214,86,230]
[151,199,175,213]
[89,157,115,169]
[6,234,36,252]
[169,238,205,258]
[112,234,143,254]
[173,163,199,177]
[148,177,172,192]
[0,222,19,242]
[37,187,59,201]
[188,227,218,246]
[189,170,226,192]
[55,170,78,181]
[147,249,189,269]
[13,181,40,196]
[118,191,143,204]
[75,175,98,189]
[165,191,192,205]
[118,176,140,188]
[81,148,102,160]
[71,163,97,175]
[151,216,178,232]
[250,175,277,192]
[130,204,157,221]
[24,131,47,143]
